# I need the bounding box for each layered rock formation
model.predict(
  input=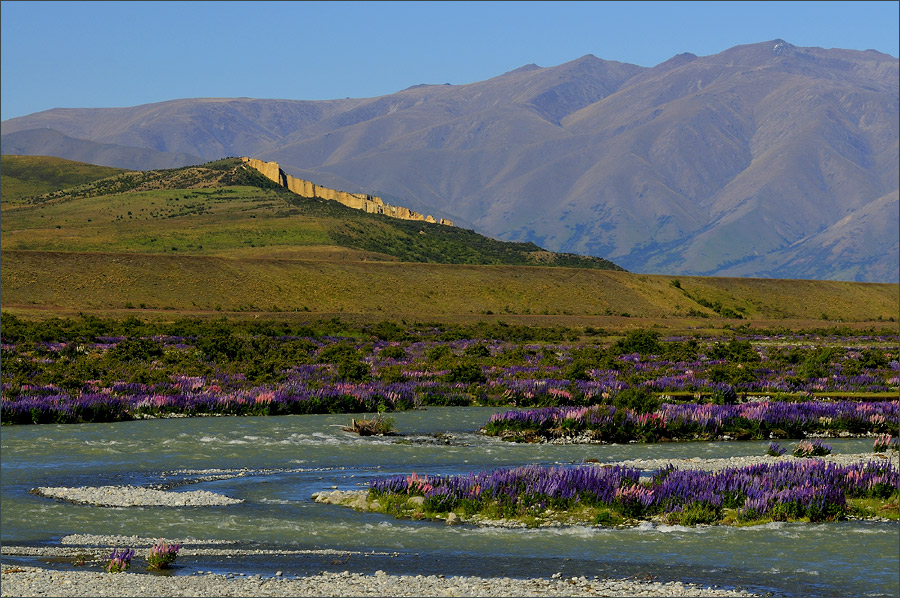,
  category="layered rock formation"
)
[241,157,452,226]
